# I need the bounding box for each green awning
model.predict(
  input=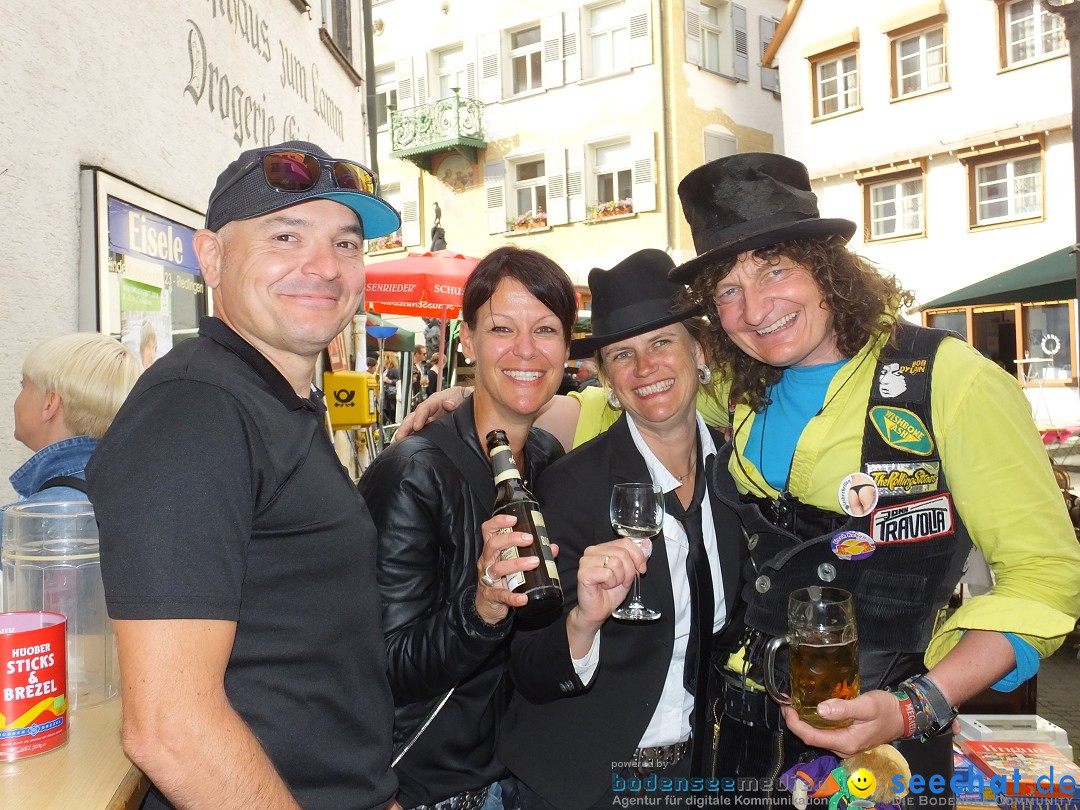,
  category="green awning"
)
[919,246,1077,310]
